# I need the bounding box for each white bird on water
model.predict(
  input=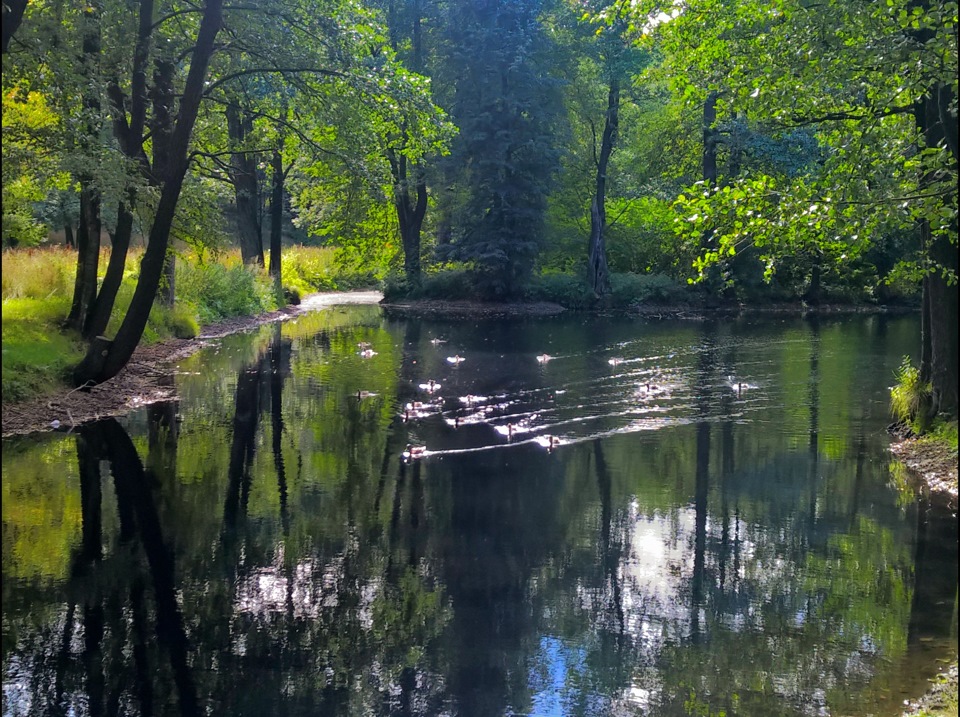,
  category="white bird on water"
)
[536,354,552,363]
[447,354,465,365]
